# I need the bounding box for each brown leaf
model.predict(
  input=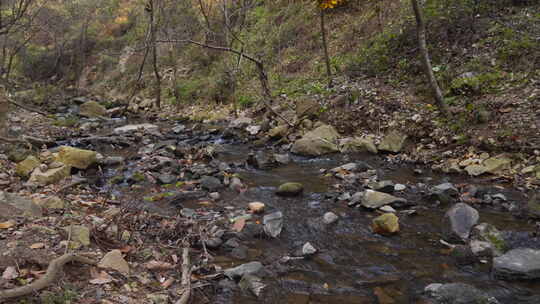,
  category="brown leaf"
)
[145,260,175,270]
[0,220,15,229]
[232,218,246,232]
[30,243,46,249]
[89,270,114,285]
